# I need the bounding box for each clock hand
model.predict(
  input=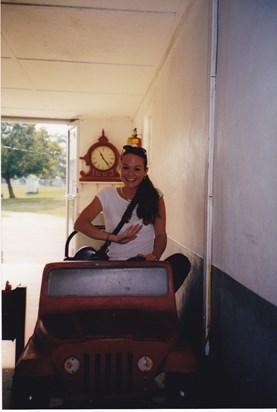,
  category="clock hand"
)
[100,152,110,166]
